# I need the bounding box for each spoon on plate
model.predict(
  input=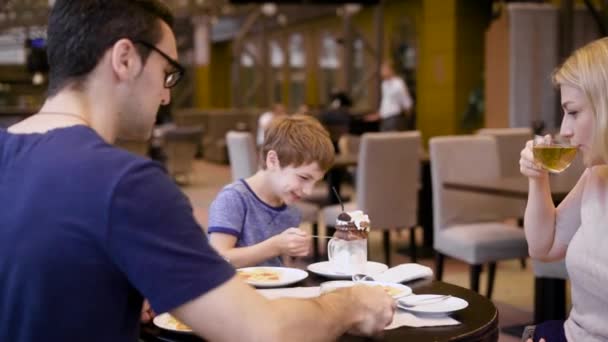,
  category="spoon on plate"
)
[352,273,375,282]
[398,295,452,307]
